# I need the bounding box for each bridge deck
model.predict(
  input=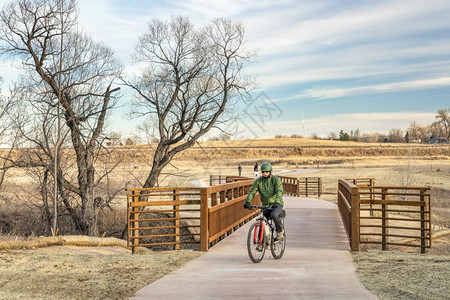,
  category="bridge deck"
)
[131,196,378,299]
